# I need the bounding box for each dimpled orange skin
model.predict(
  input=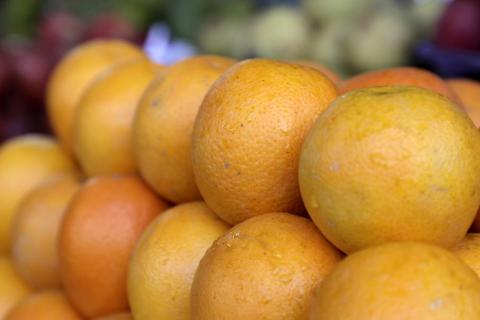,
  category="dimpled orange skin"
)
[0,257,31,319]
[292,60,341,83]
[11,176,80,290]
[59,175,169,318]
[128,202,229,320]
[0,134,78,254]
[309,242,480,320]
[47,39,145,153]
[93,313,133,320]
[452,233,480,277]
[190,213,342,320]
[5,290,82,320]
[133,56,236,203]
[448,79,480,127]
[192,59,337,225]
[340,67,462,106]
[74,58,163,177]
[299,86,480,254]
